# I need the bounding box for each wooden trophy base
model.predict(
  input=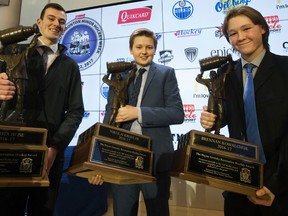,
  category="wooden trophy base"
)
[170,130,264,197]
[0,125,49,187]
[66,123,156,184]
